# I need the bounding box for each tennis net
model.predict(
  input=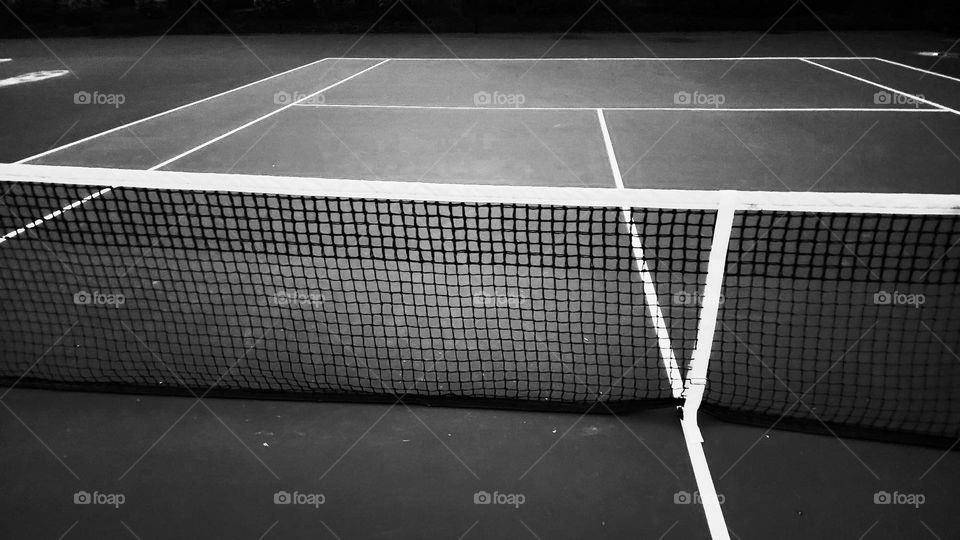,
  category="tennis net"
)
[1,166,958,447]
